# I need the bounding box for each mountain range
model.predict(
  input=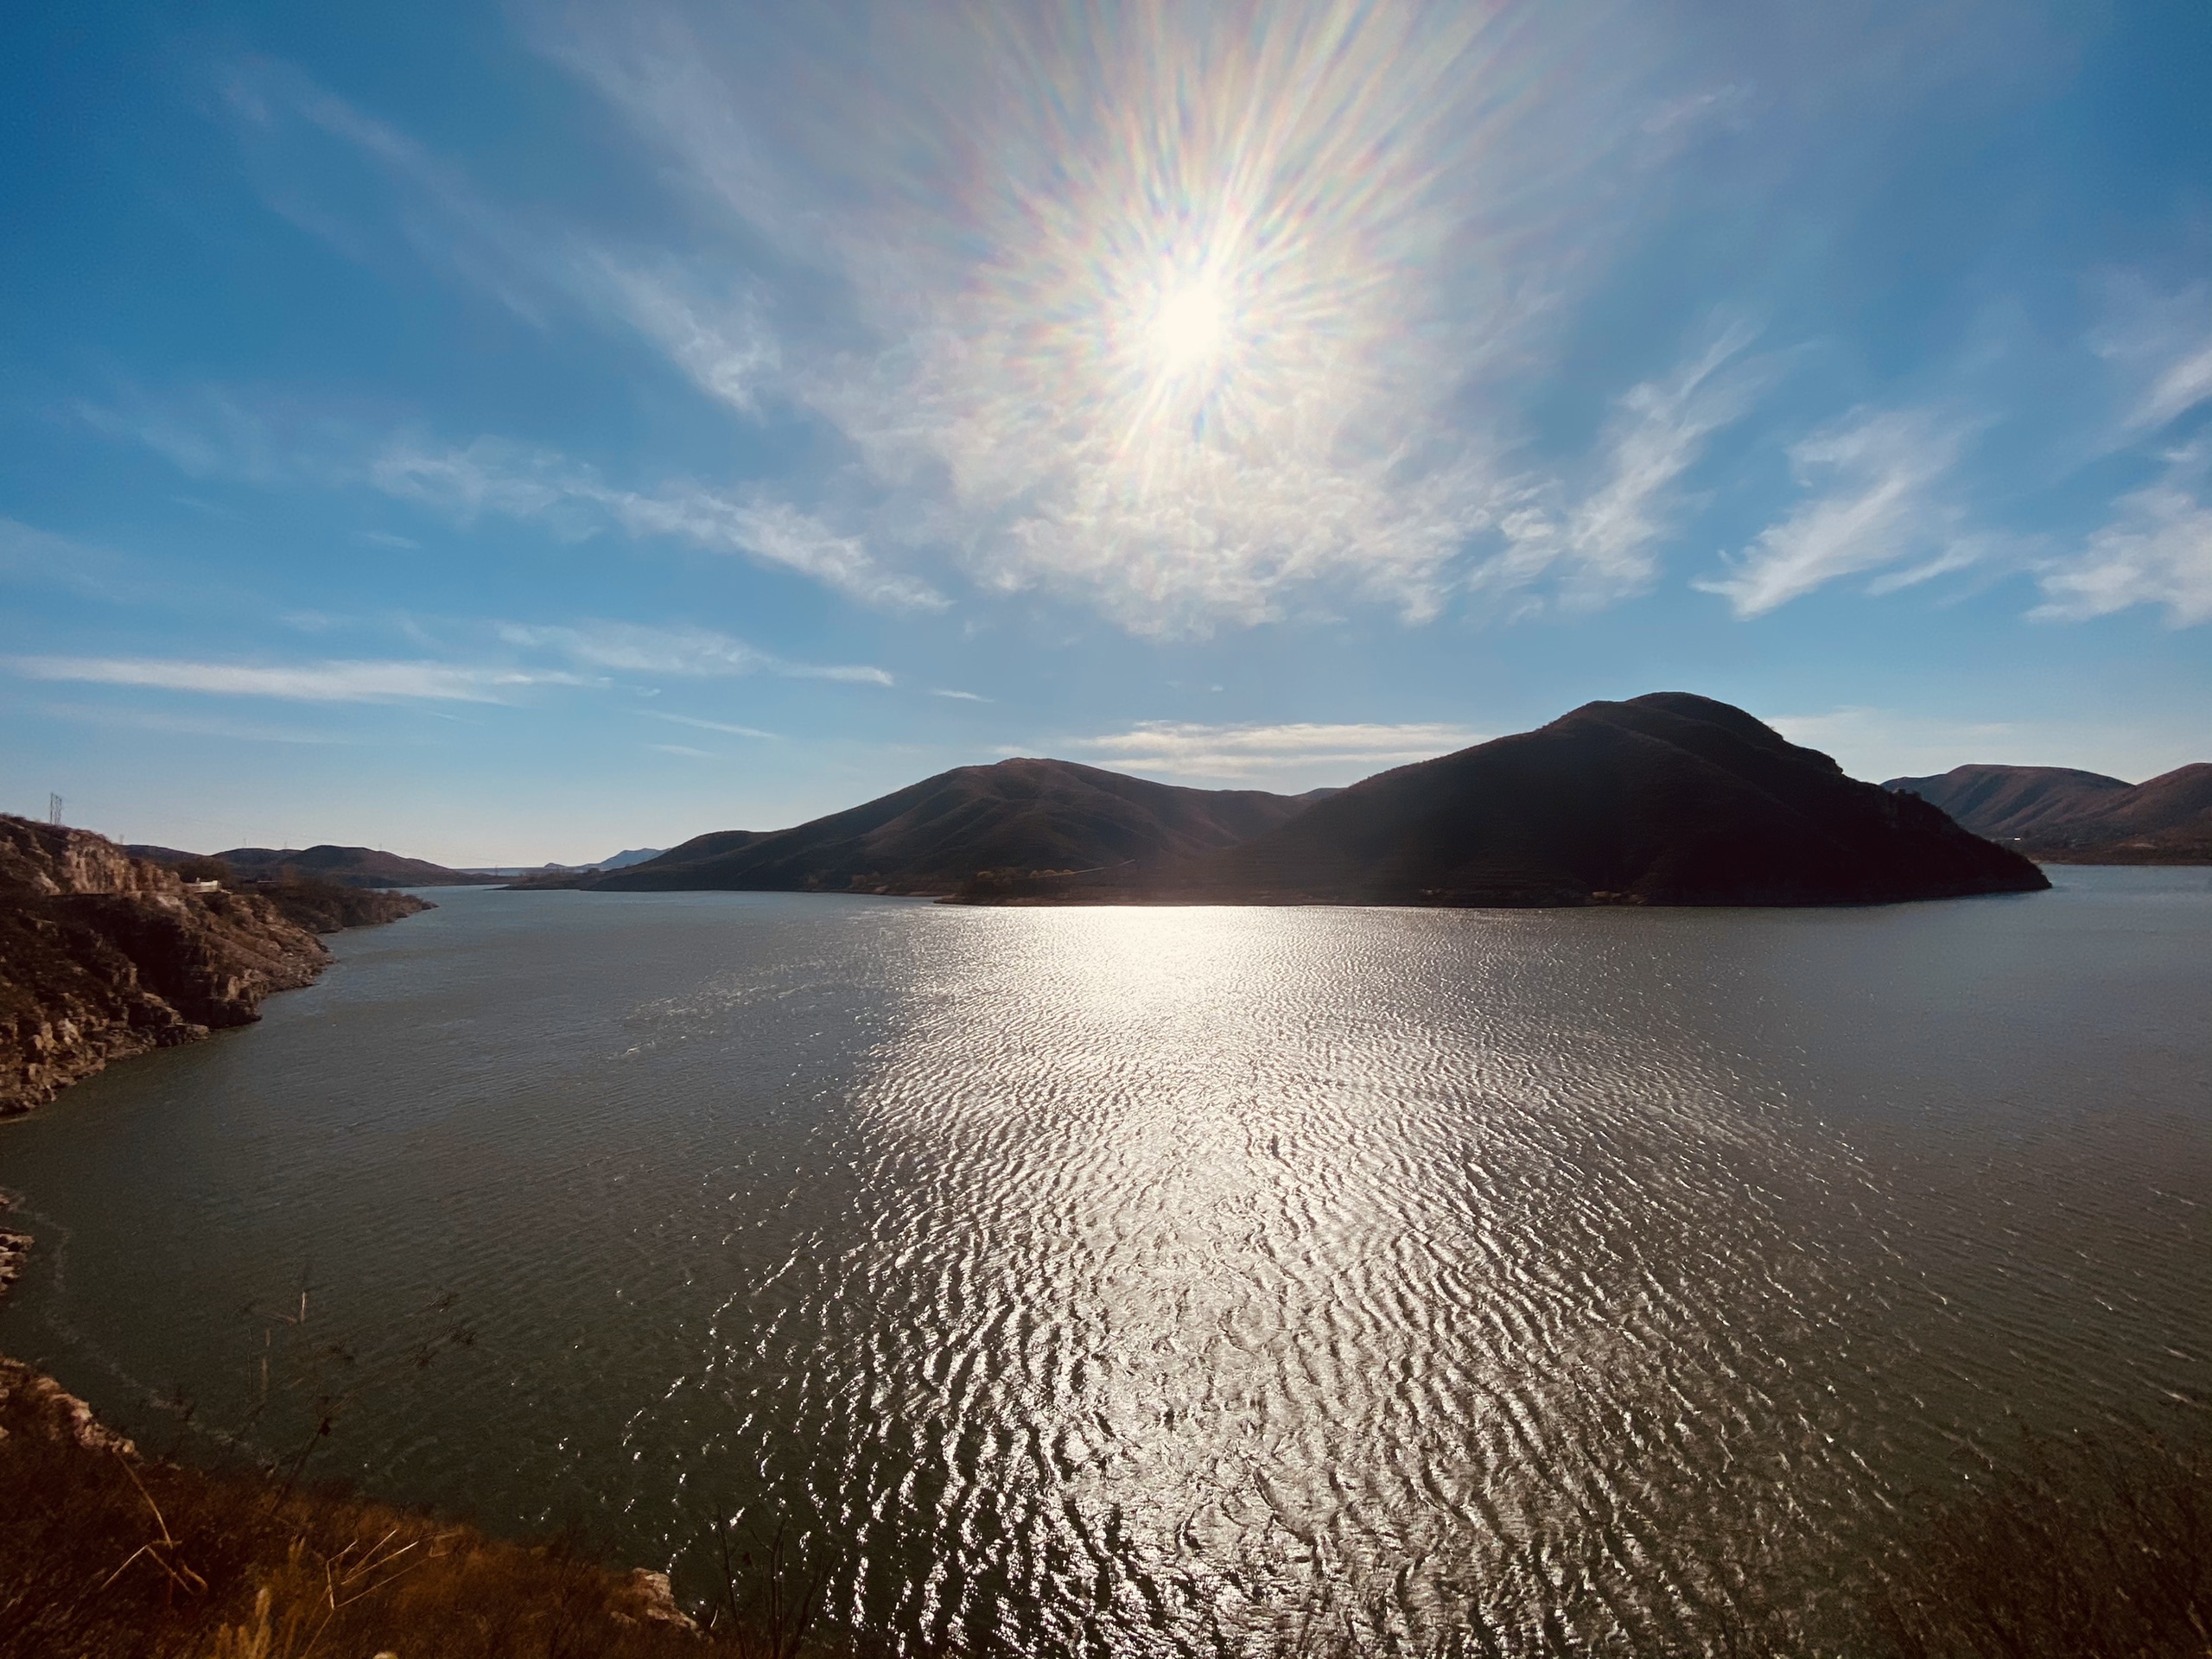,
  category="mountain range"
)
[128,843,670,887]
[120,697,2202,908]
[1885,763,2212,863]
[964,694,2046,906]
[512,760,1332,894]
[525,695,2048,907]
